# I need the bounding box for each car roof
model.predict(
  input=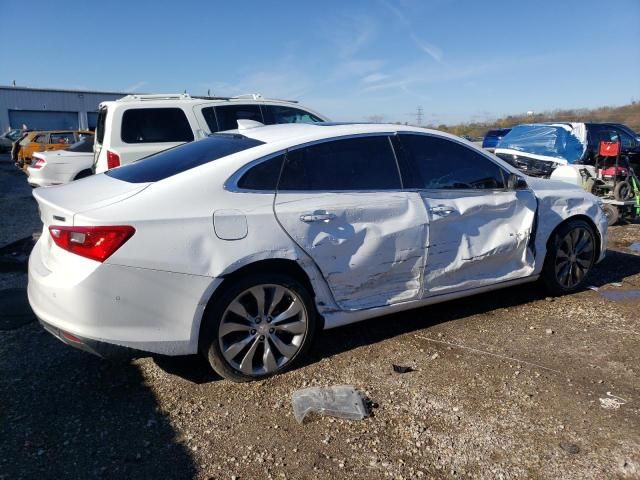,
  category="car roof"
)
[226,122,454,147]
